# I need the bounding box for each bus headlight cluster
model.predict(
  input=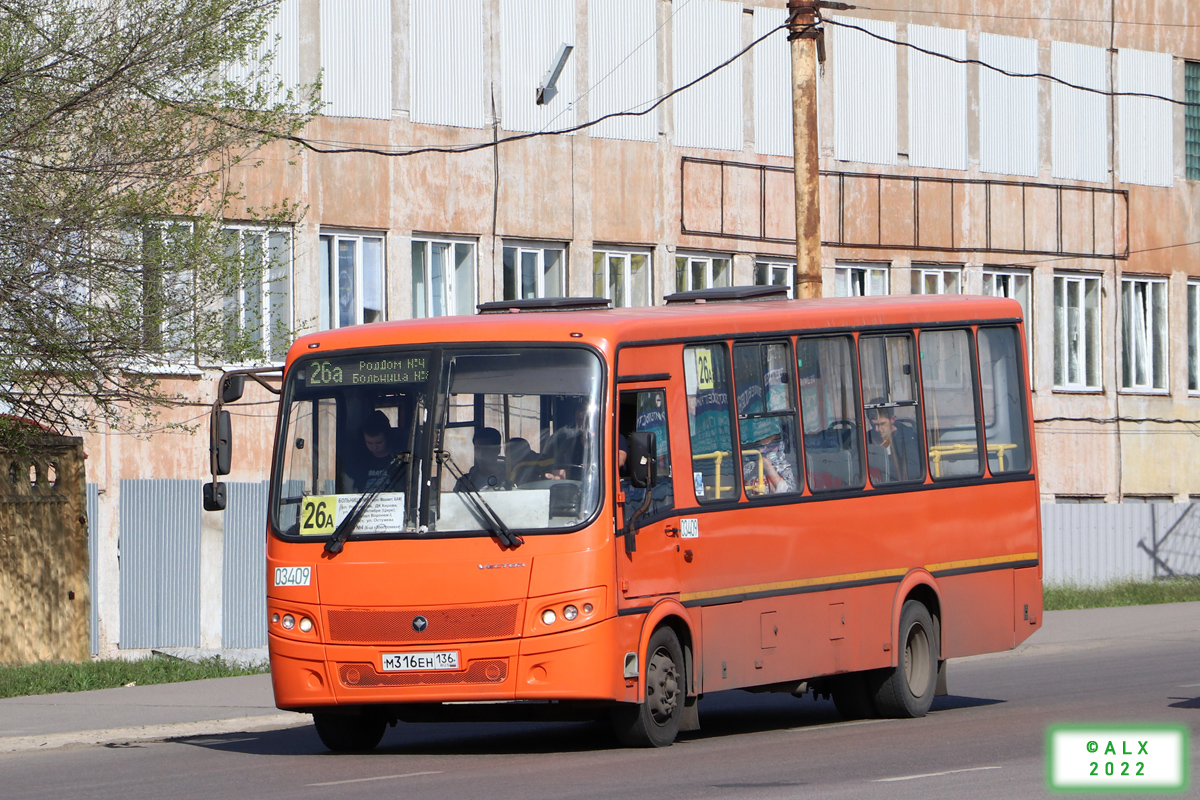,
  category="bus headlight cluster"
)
[536,598,599,629]
[271,610,314,635]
